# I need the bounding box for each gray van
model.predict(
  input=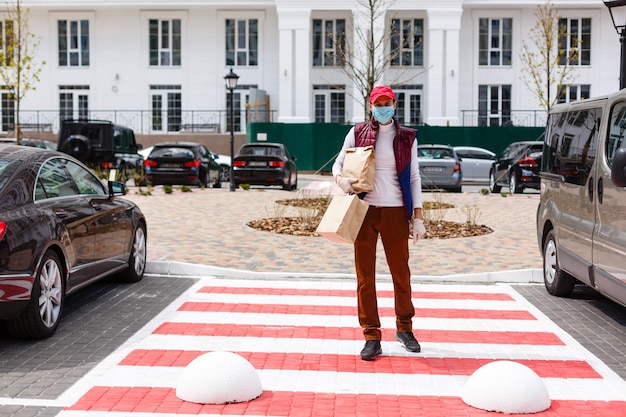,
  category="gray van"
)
[537,90,626,307]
